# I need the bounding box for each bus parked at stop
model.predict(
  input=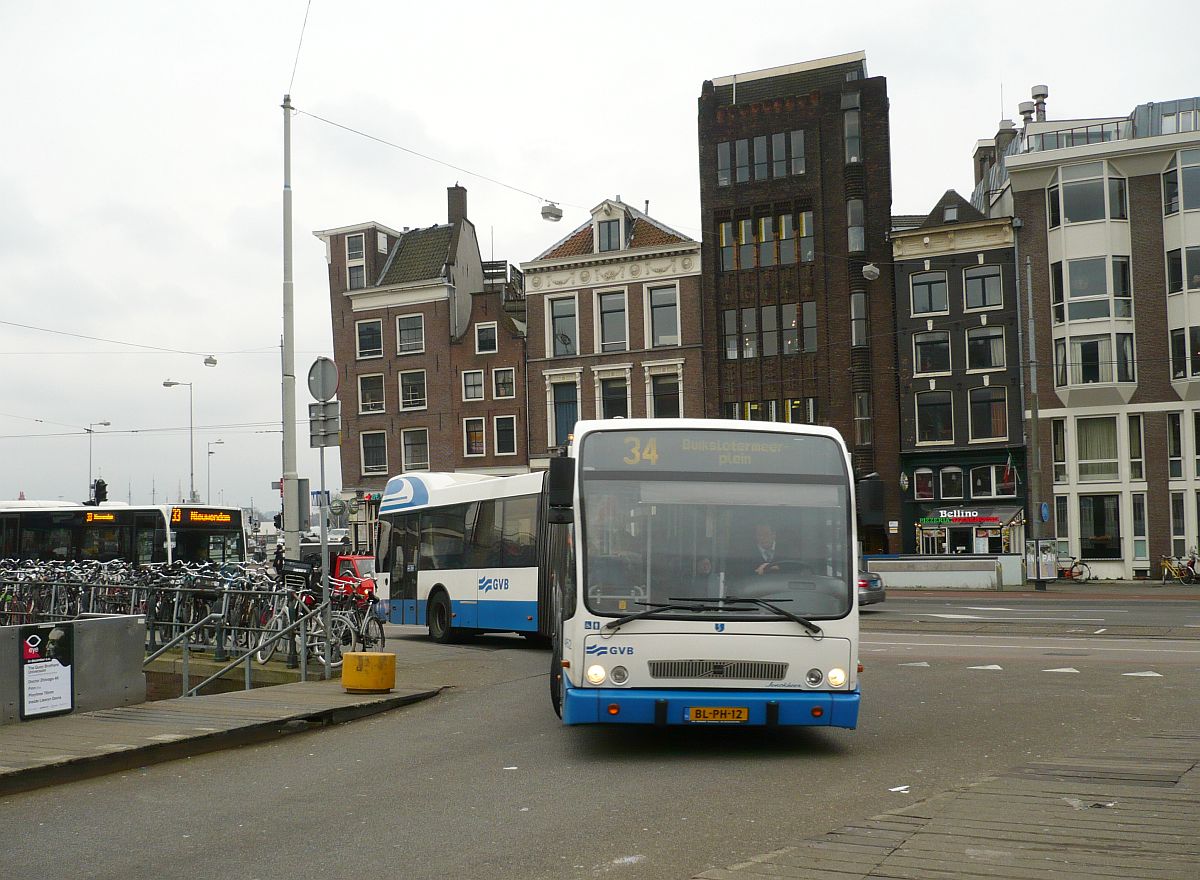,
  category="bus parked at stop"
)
[545,418,861,728]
